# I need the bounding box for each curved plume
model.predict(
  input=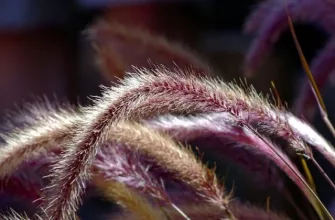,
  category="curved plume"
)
[43,66,315,219]
[88,21,211,81]
[244,0,335,76]
[1,67,328,219]
[147,113,325,210]
[93,178,167,220]
[0,104,80,178]
[0,67,333,219]
[43,120,234,220]
[94,143,170,202]
[147,112,295,186]
[280,112,335,166]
